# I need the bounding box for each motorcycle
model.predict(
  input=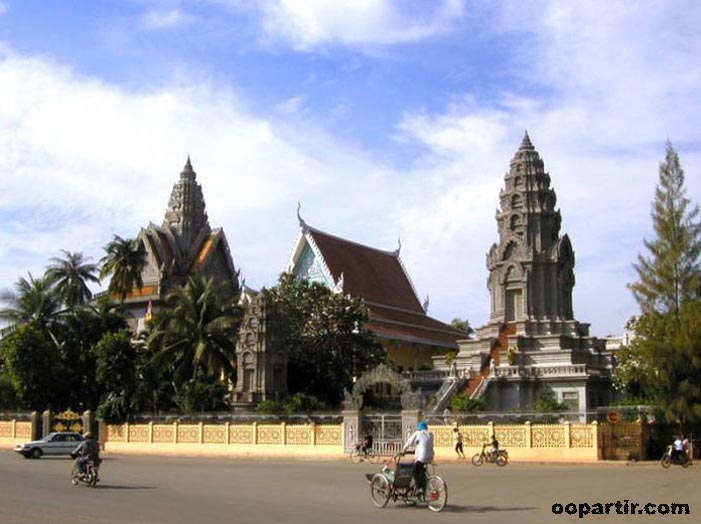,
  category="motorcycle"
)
[660,445,691,469]
[70,456,101,487]
[471,444,508,466]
